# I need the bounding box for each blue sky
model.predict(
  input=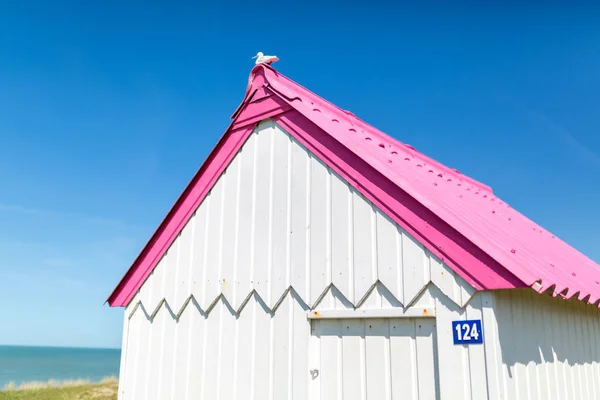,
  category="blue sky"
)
[0,2,599,349]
